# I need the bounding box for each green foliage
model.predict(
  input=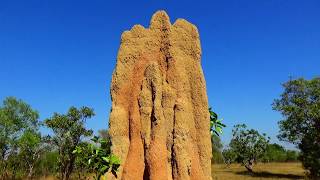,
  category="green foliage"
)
[0,97,40,179]
[98,129,112,153]
[222,148,237,165]
[263,143,286,162]
[285,150,299,162]
[224,124,270,172]
[209,108,226,164]
[0,98,118,179]
[45,106,95,180]
[209,108,226,136]
[273,77,320,178]
[73,136,120,180]
[299,133,320,178]
[262,143,299,162]
[36,150,59,176]
[17,129,44,178]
